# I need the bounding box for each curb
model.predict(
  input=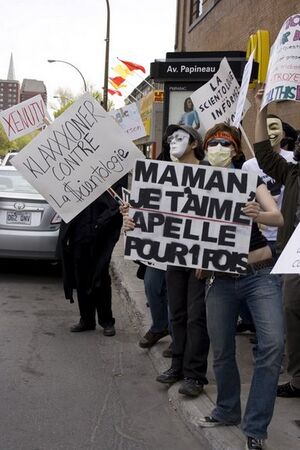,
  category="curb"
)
[110,243,246,450]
